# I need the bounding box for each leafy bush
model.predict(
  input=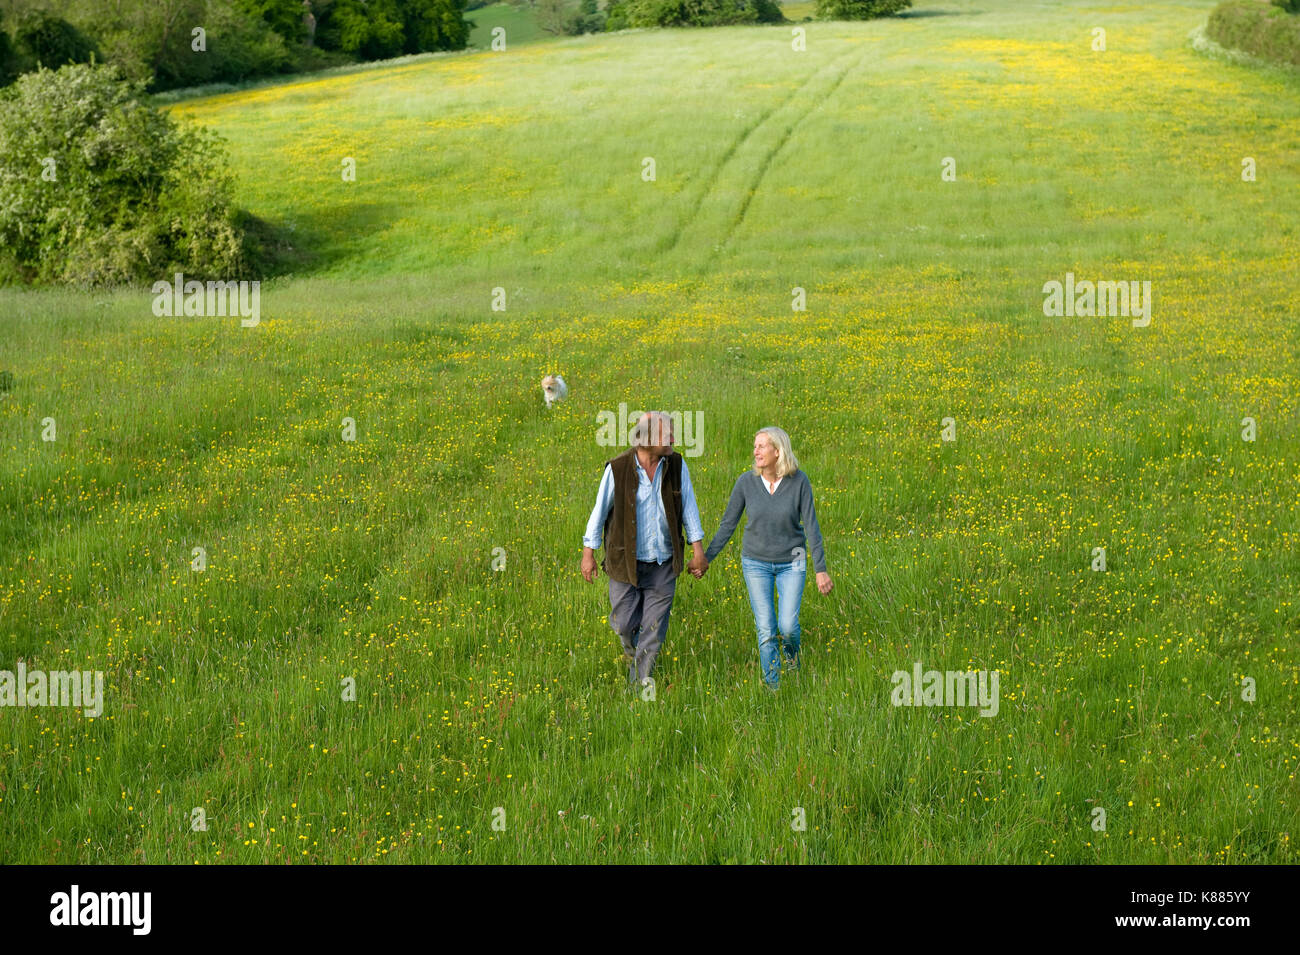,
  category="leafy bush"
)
[620,0,782,28]
[1207,0,1300,66]
[815,0,910,19]
[0,63,256,287]
[1270,0,1299,15]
